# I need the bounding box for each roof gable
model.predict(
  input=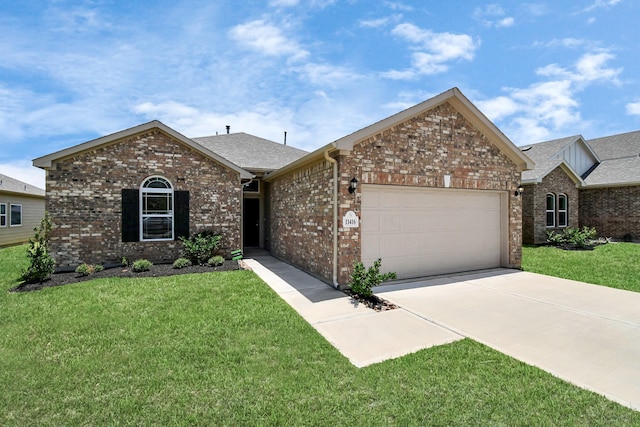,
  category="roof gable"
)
[0,173,45,197]
[334,87,533,171]
[33,121,253,179]
[521,158,584,186]
[521,134,599,181]
[193,132,308,172]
